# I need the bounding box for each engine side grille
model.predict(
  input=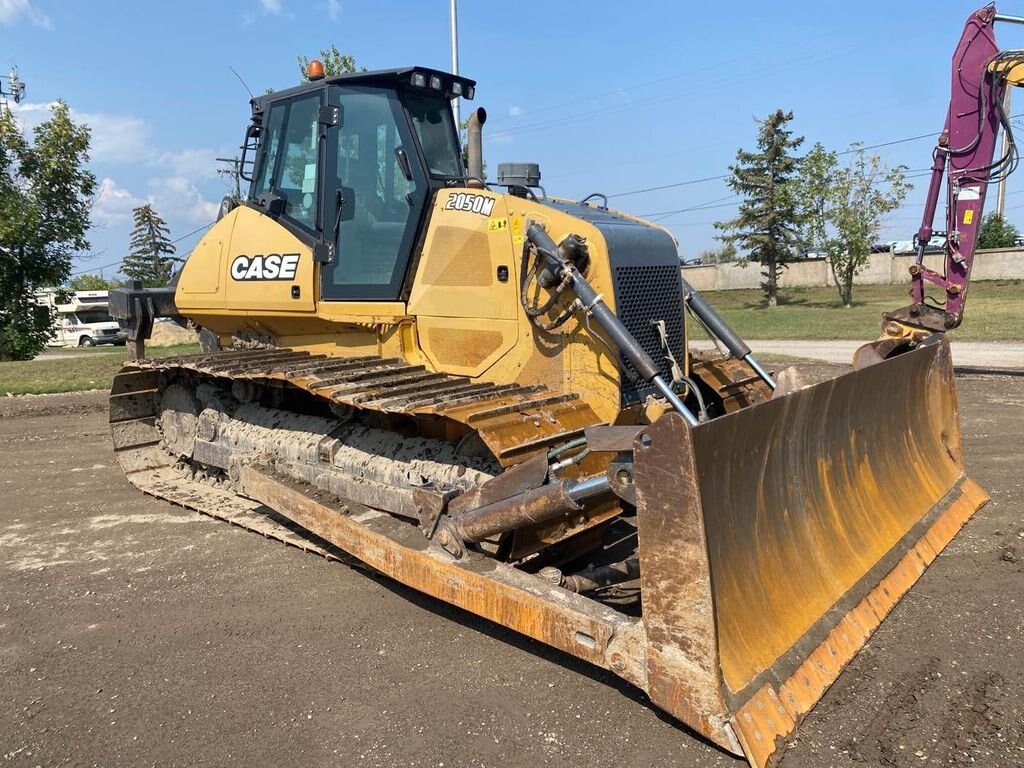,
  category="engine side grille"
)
[613,264,687,406]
